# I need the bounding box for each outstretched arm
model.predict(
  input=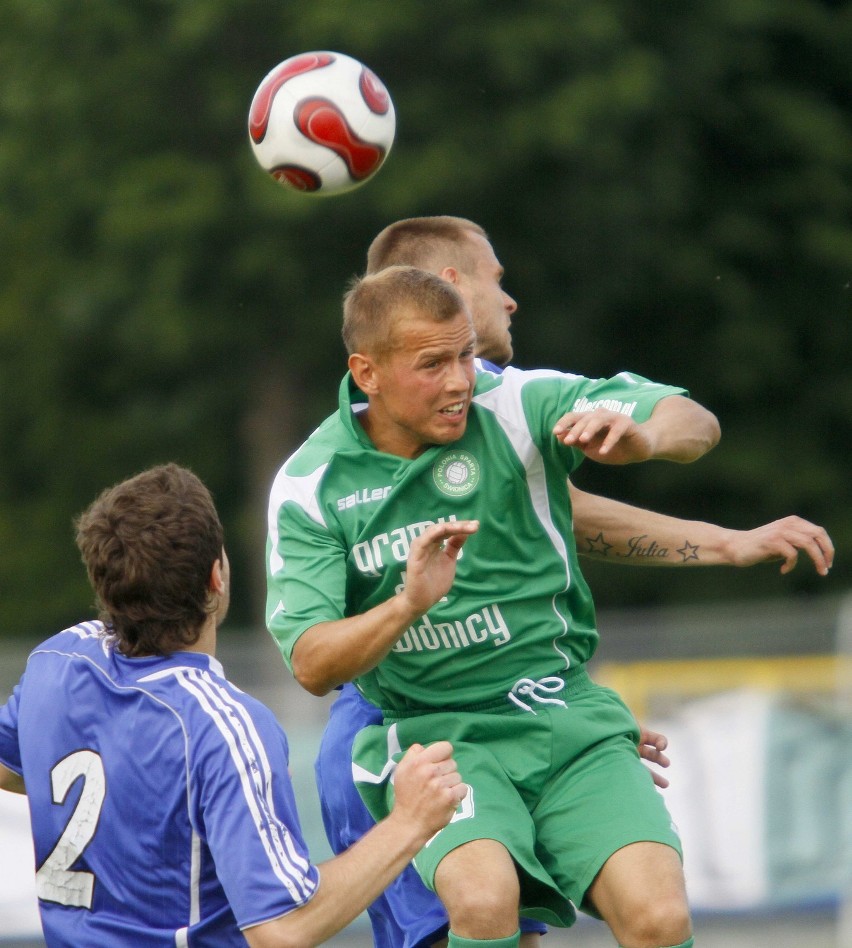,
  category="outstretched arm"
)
[290,520,479,696]
[554,395,720,465]
[571,484,833,576]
